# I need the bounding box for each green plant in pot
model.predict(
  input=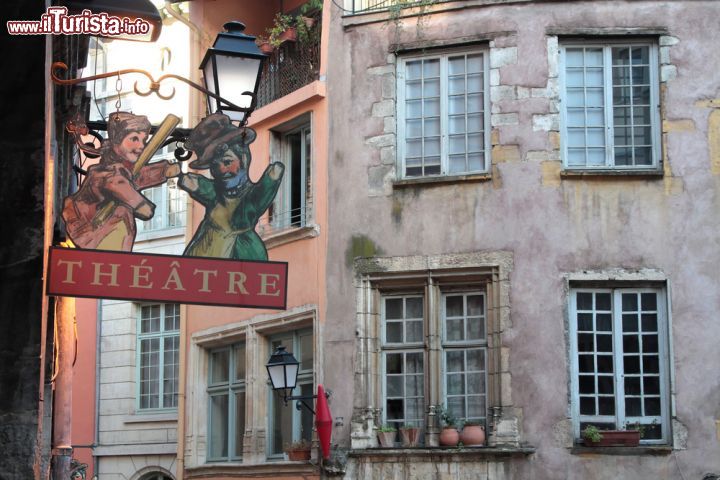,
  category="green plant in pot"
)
[377,424,397,448]
[437,405,459,447]
[267,13,296,48]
